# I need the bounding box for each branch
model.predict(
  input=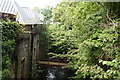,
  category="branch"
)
[106,11,116,26]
